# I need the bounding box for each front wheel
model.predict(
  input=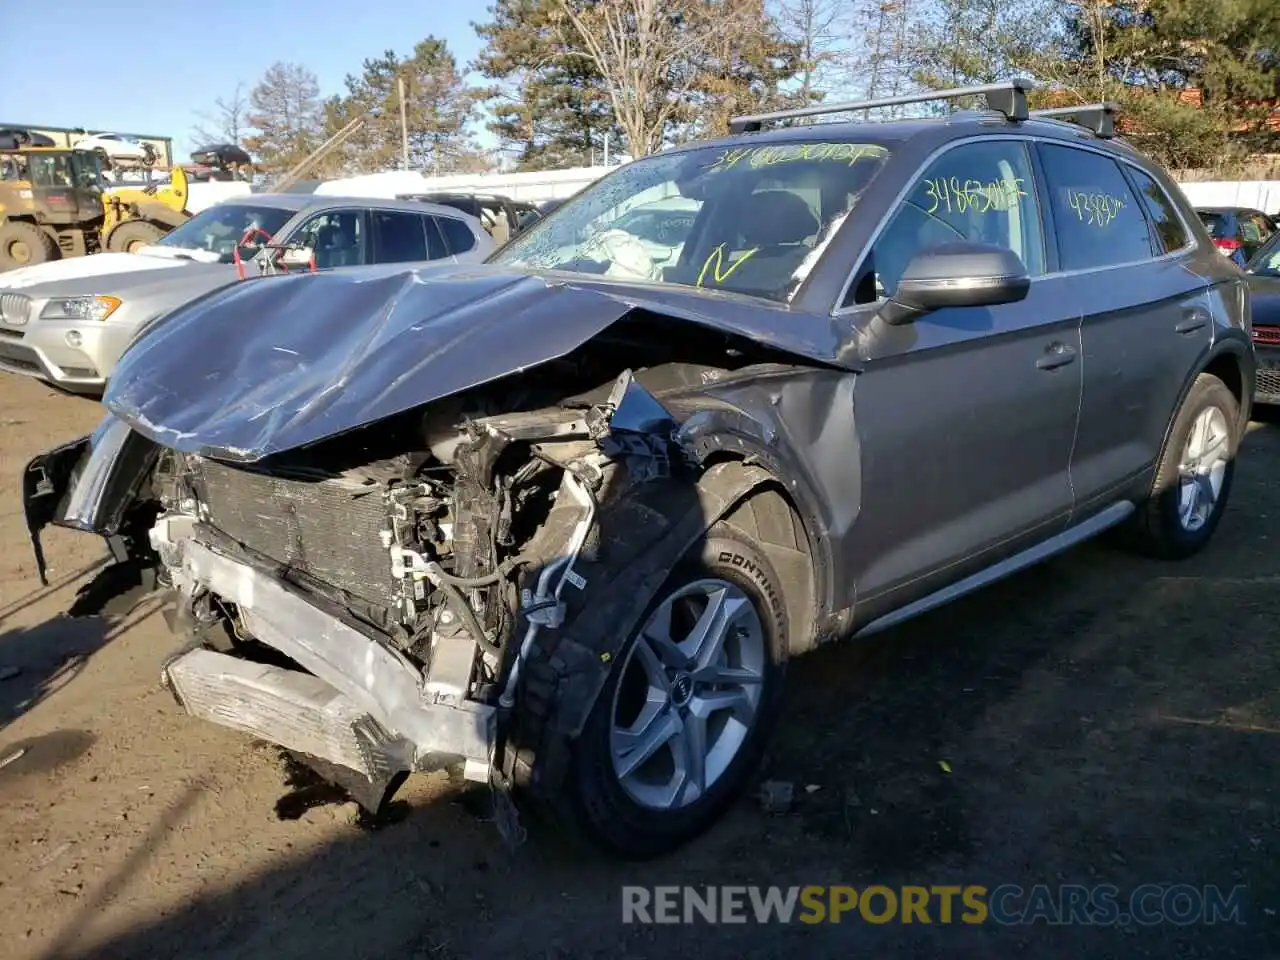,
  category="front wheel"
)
[1124,372,1239,559]
[564,530,788,858]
